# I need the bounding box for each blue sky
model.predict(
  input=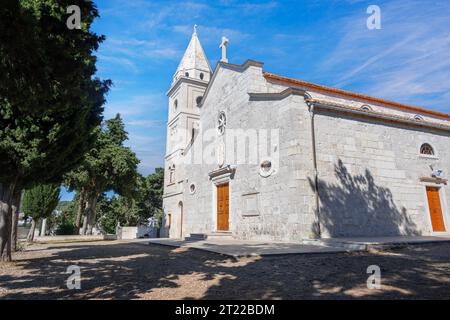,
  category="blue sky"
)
[60,0,450,200]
